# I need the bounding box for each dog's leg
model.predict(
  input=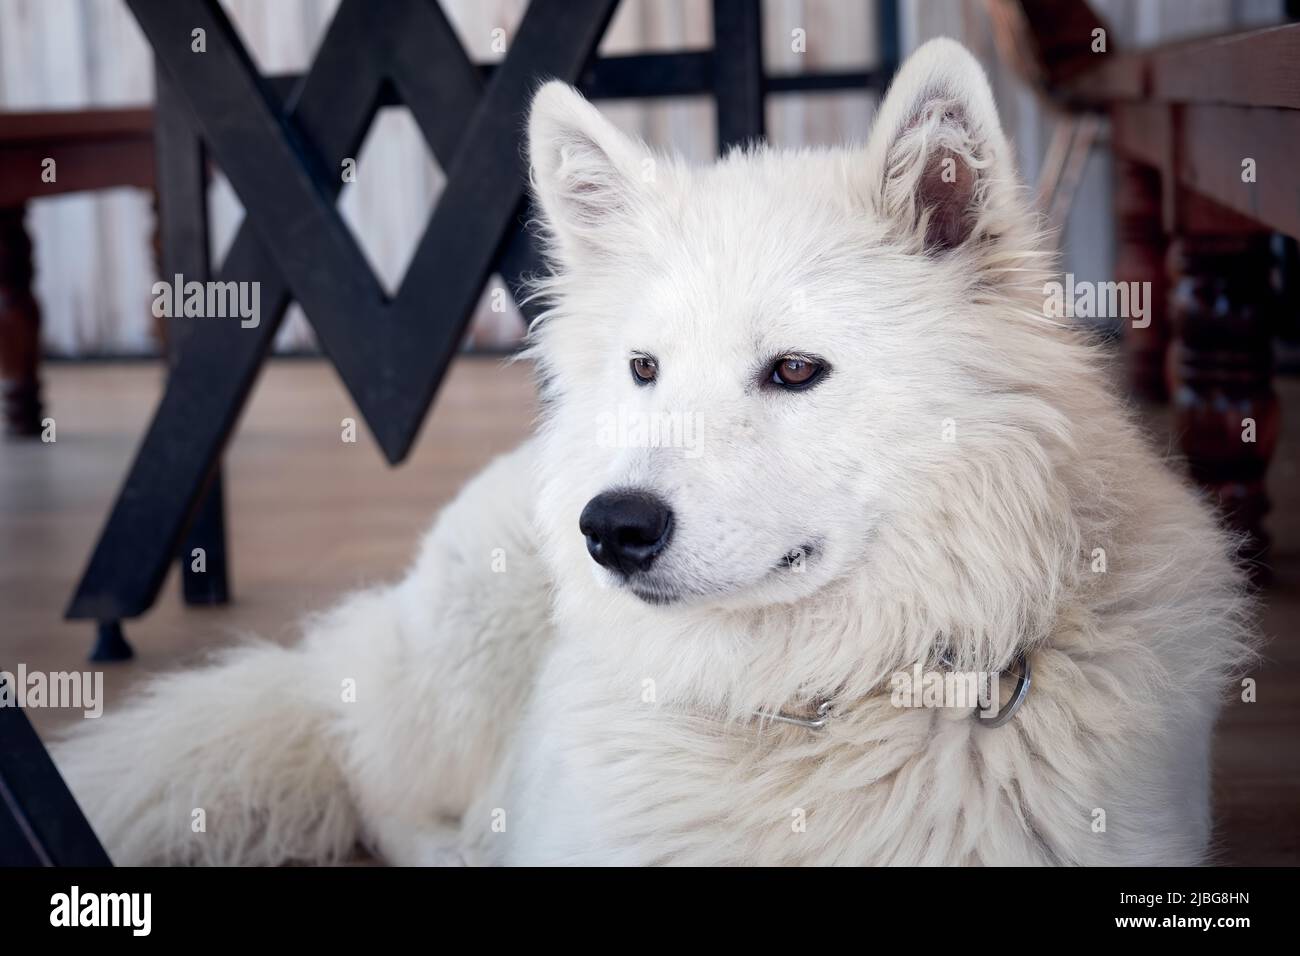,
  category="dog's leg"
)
[328,440,555,864]
[361,814,469,867]
[53,441,552,865]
